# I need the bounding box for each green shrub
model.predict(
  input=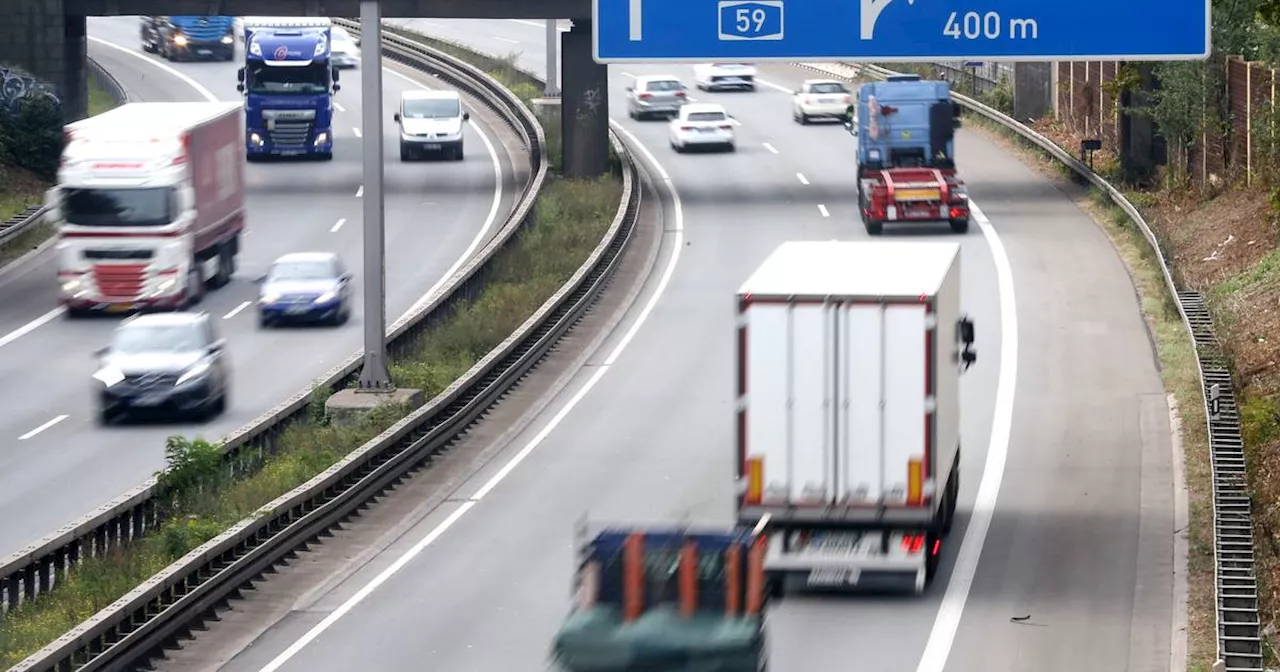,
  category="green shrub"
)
[0,95,64,181]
